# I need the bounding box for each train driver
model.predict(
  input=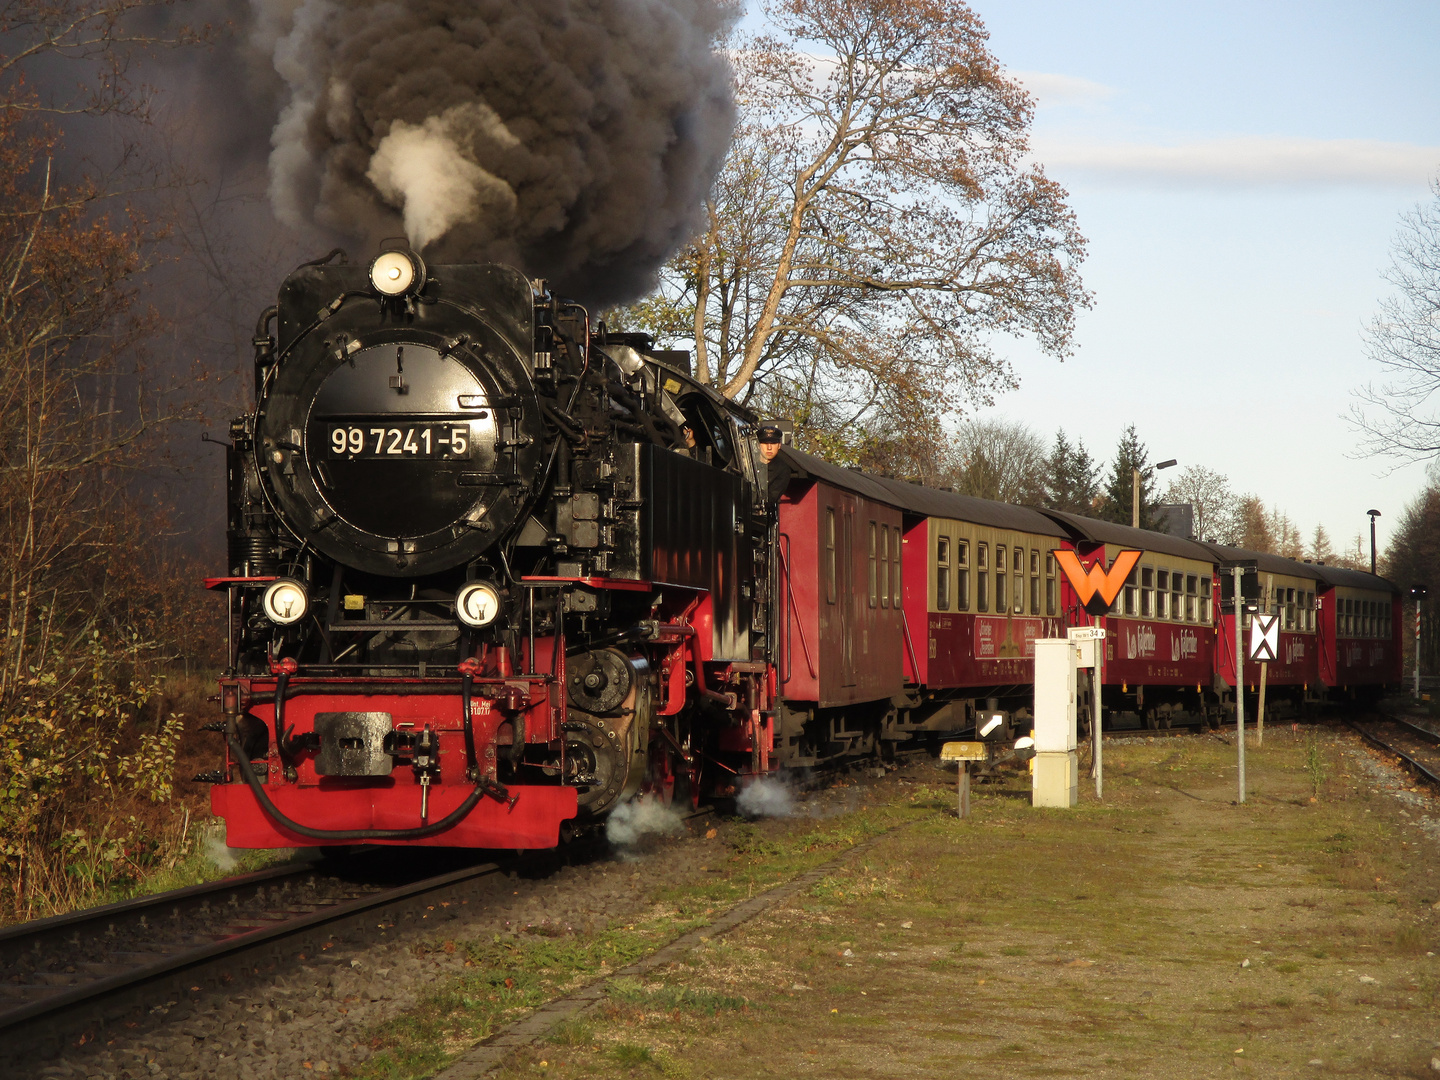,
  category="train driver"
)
[757,423,792,505]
